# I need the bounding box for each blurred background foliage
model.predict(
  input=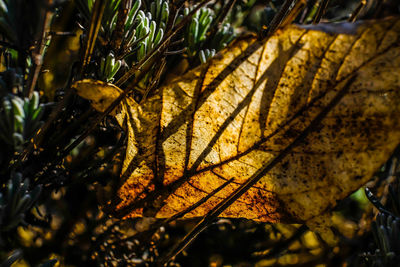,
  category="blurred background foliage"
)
[0,0,399,266]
